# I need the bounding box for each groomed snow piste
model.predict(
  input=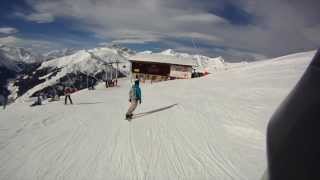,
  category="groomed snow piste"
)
[0,50,316,180]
